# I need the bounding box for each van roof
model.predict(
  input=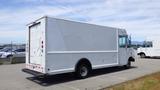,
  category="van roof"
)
[27,16,125,31]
